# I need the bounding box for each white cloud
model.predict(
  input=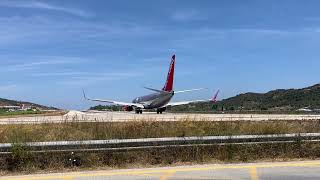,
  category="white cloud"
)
[0,0,92,18]
[31,72,89,77]
[227,28,293,35]
[0,56,87,72]
[0,15,159,46]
